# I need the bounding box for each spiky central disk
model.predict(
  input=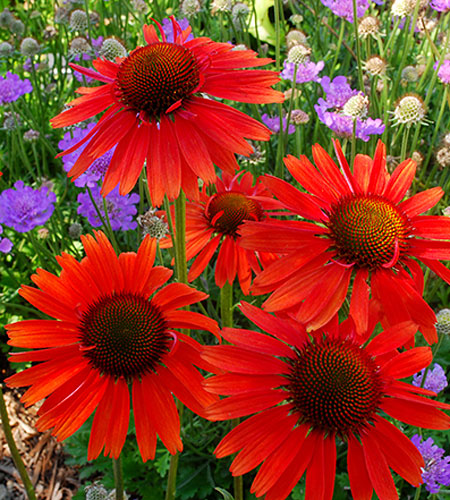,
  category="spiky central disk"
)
[206,192,264,236]
[79,293,170,378]
[327,195,409,268]
[115,42,199,117]
[287,337,382,437]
